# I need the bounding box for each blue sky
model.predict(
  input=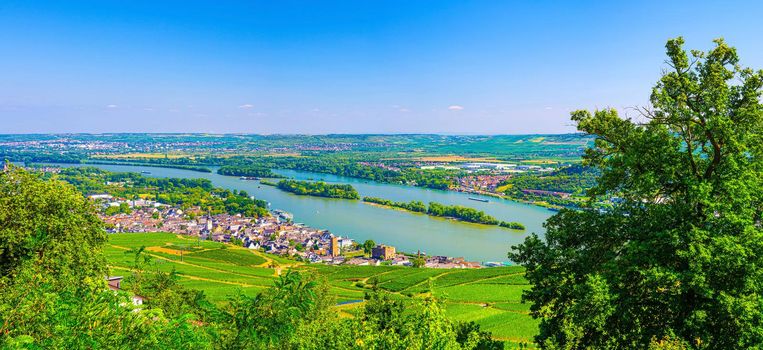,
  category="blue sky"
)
[1,1,761,134]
